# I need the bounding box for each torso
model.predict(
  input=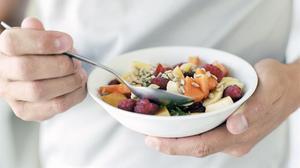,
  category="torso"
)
[38,0,292,167]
